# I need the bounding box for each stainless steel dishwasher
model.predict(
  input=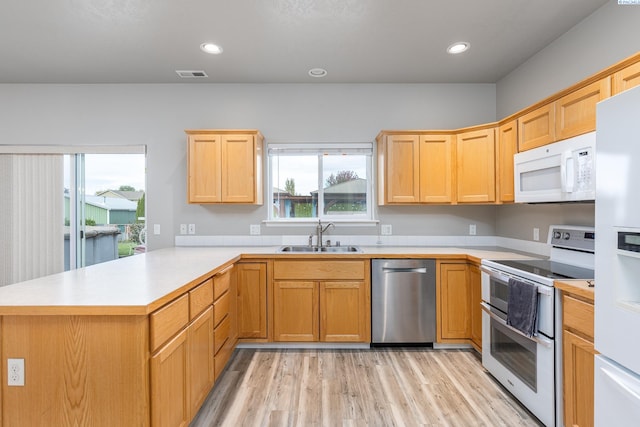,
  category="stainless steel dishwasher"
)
[371,259,436,345]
